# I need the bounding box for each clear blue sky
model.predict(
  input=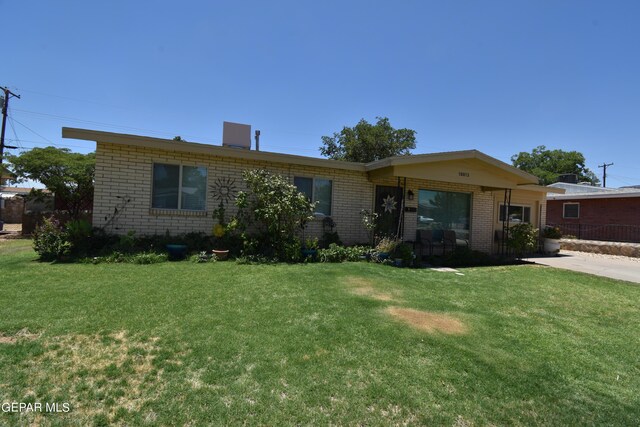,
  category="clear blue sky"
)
[4,0,640,187]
